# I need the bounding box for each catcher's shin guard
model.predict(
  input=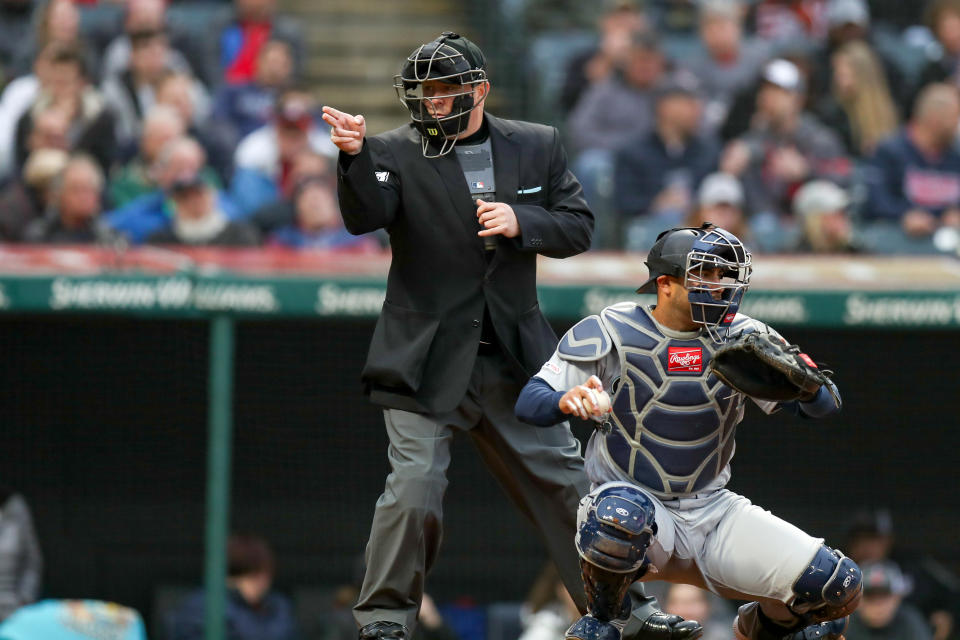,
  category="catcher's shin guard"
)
[733,603,848,640]
[565,561,634,640]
